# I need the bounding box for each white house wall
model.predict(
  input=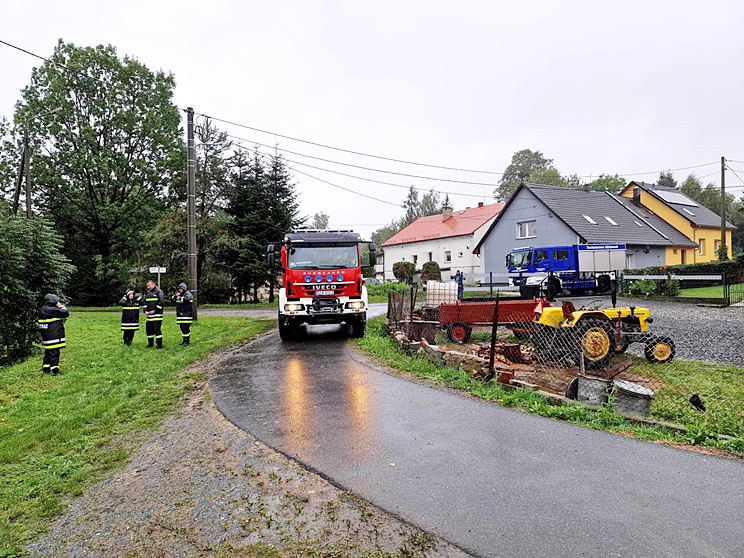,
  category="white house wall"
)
[382,234,480,281]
